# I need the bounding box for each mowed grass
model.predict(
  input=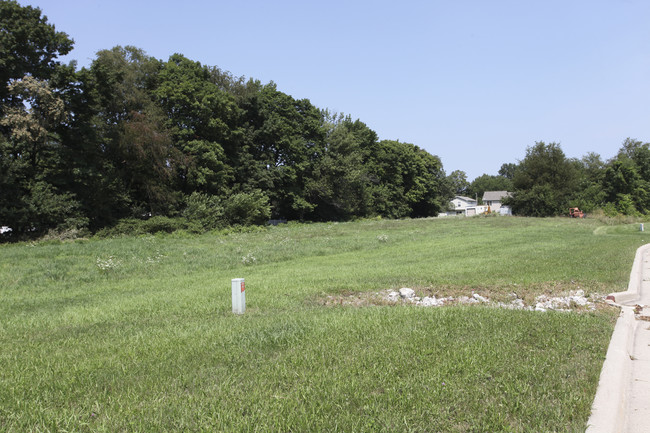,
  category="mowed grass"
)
[0,216,647,432]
